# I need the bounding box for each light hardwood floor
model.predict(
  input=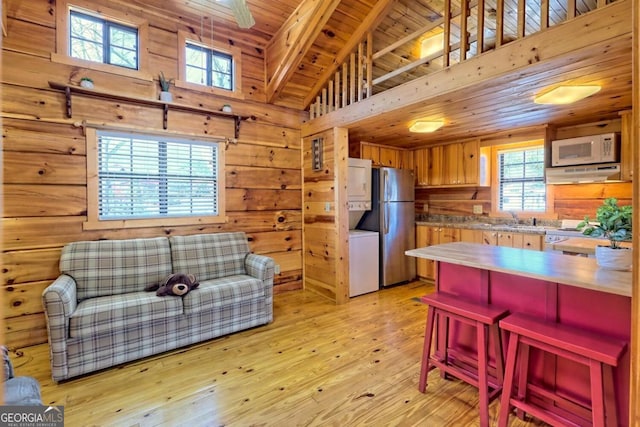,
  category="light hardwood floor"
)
[8,281,546,426]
